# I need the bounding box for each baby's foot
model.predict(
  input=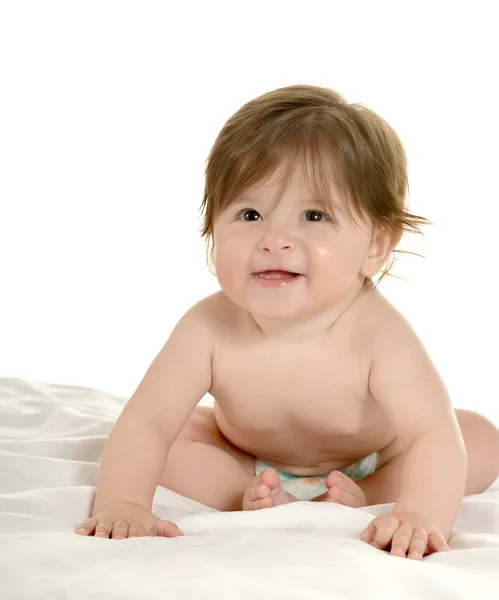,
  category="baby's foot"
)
[325,470,368,508]
[242,468,297,510]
